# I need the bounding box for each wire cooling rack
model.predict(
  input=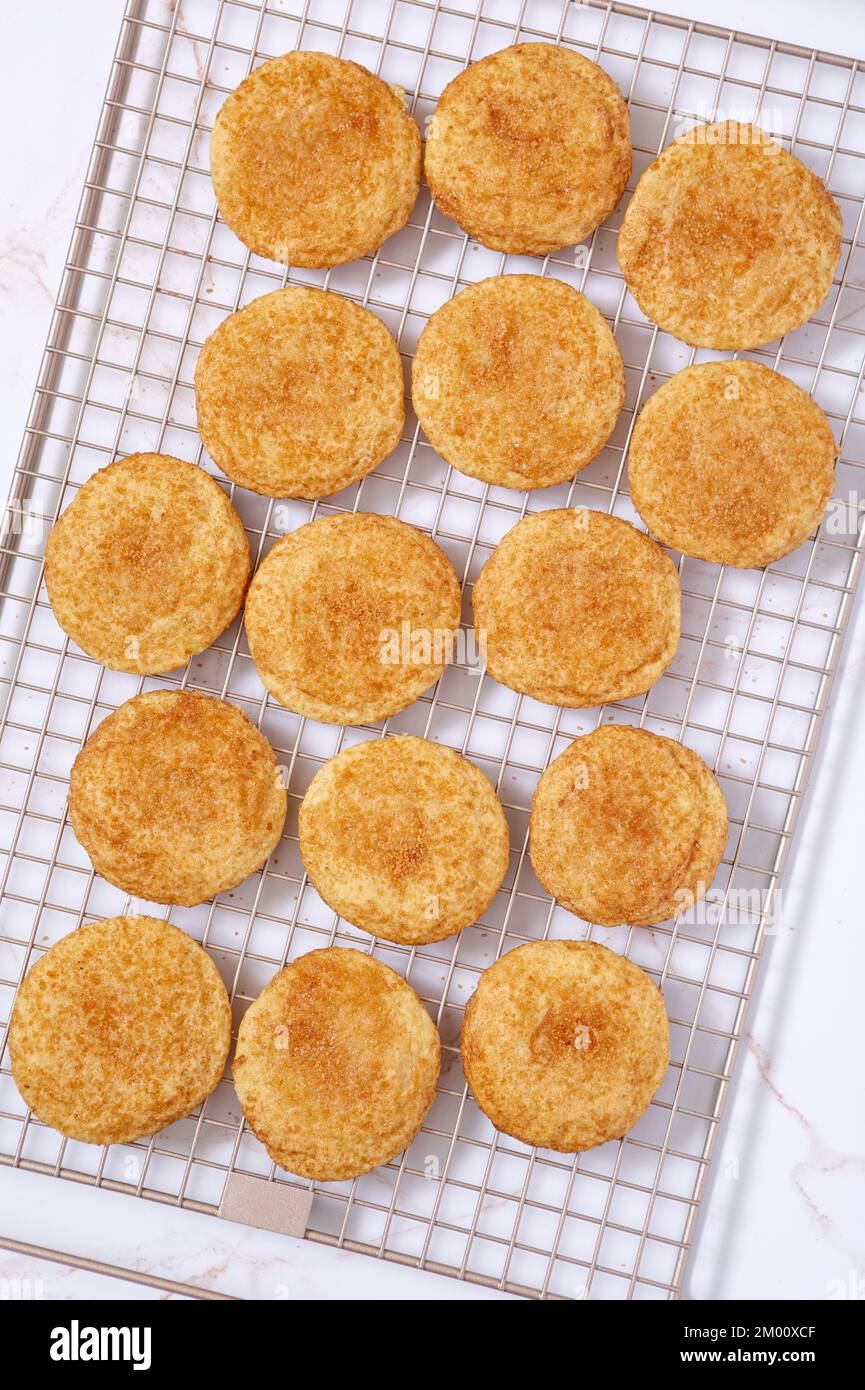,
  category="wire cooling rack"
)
[0,0,863,1303]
